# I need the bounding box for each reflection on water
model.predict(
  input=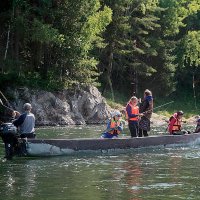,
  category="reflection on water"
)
[1,125,200,200]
